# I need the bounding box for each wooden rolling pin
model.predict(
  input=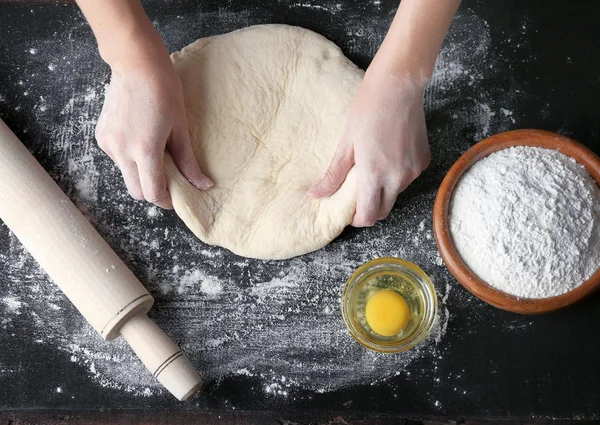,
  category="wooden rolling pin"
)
[0,119,202,400]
